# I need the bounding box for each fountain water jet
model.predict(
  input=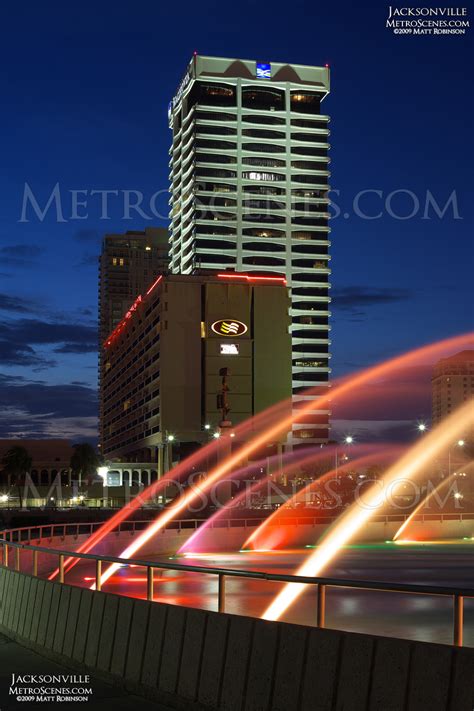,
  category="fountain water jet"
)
[177,444,347,555]
[91,334,474,589]
[44,333,469,582]
[393,463,473,541]
[244,444,405,552]
[261,399,474,622]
